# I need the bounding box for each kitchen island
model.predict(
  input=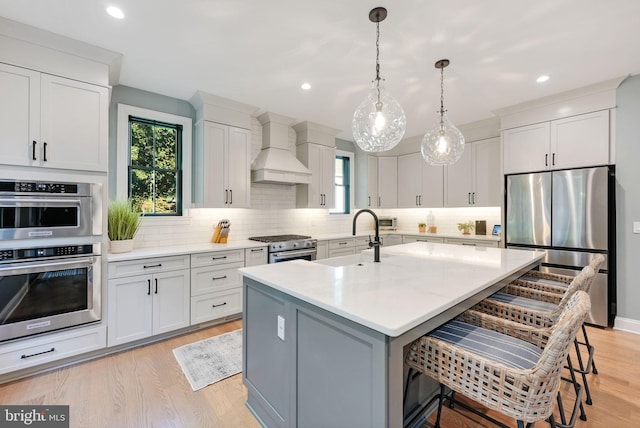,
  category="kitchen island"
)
[238,242,544,428]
